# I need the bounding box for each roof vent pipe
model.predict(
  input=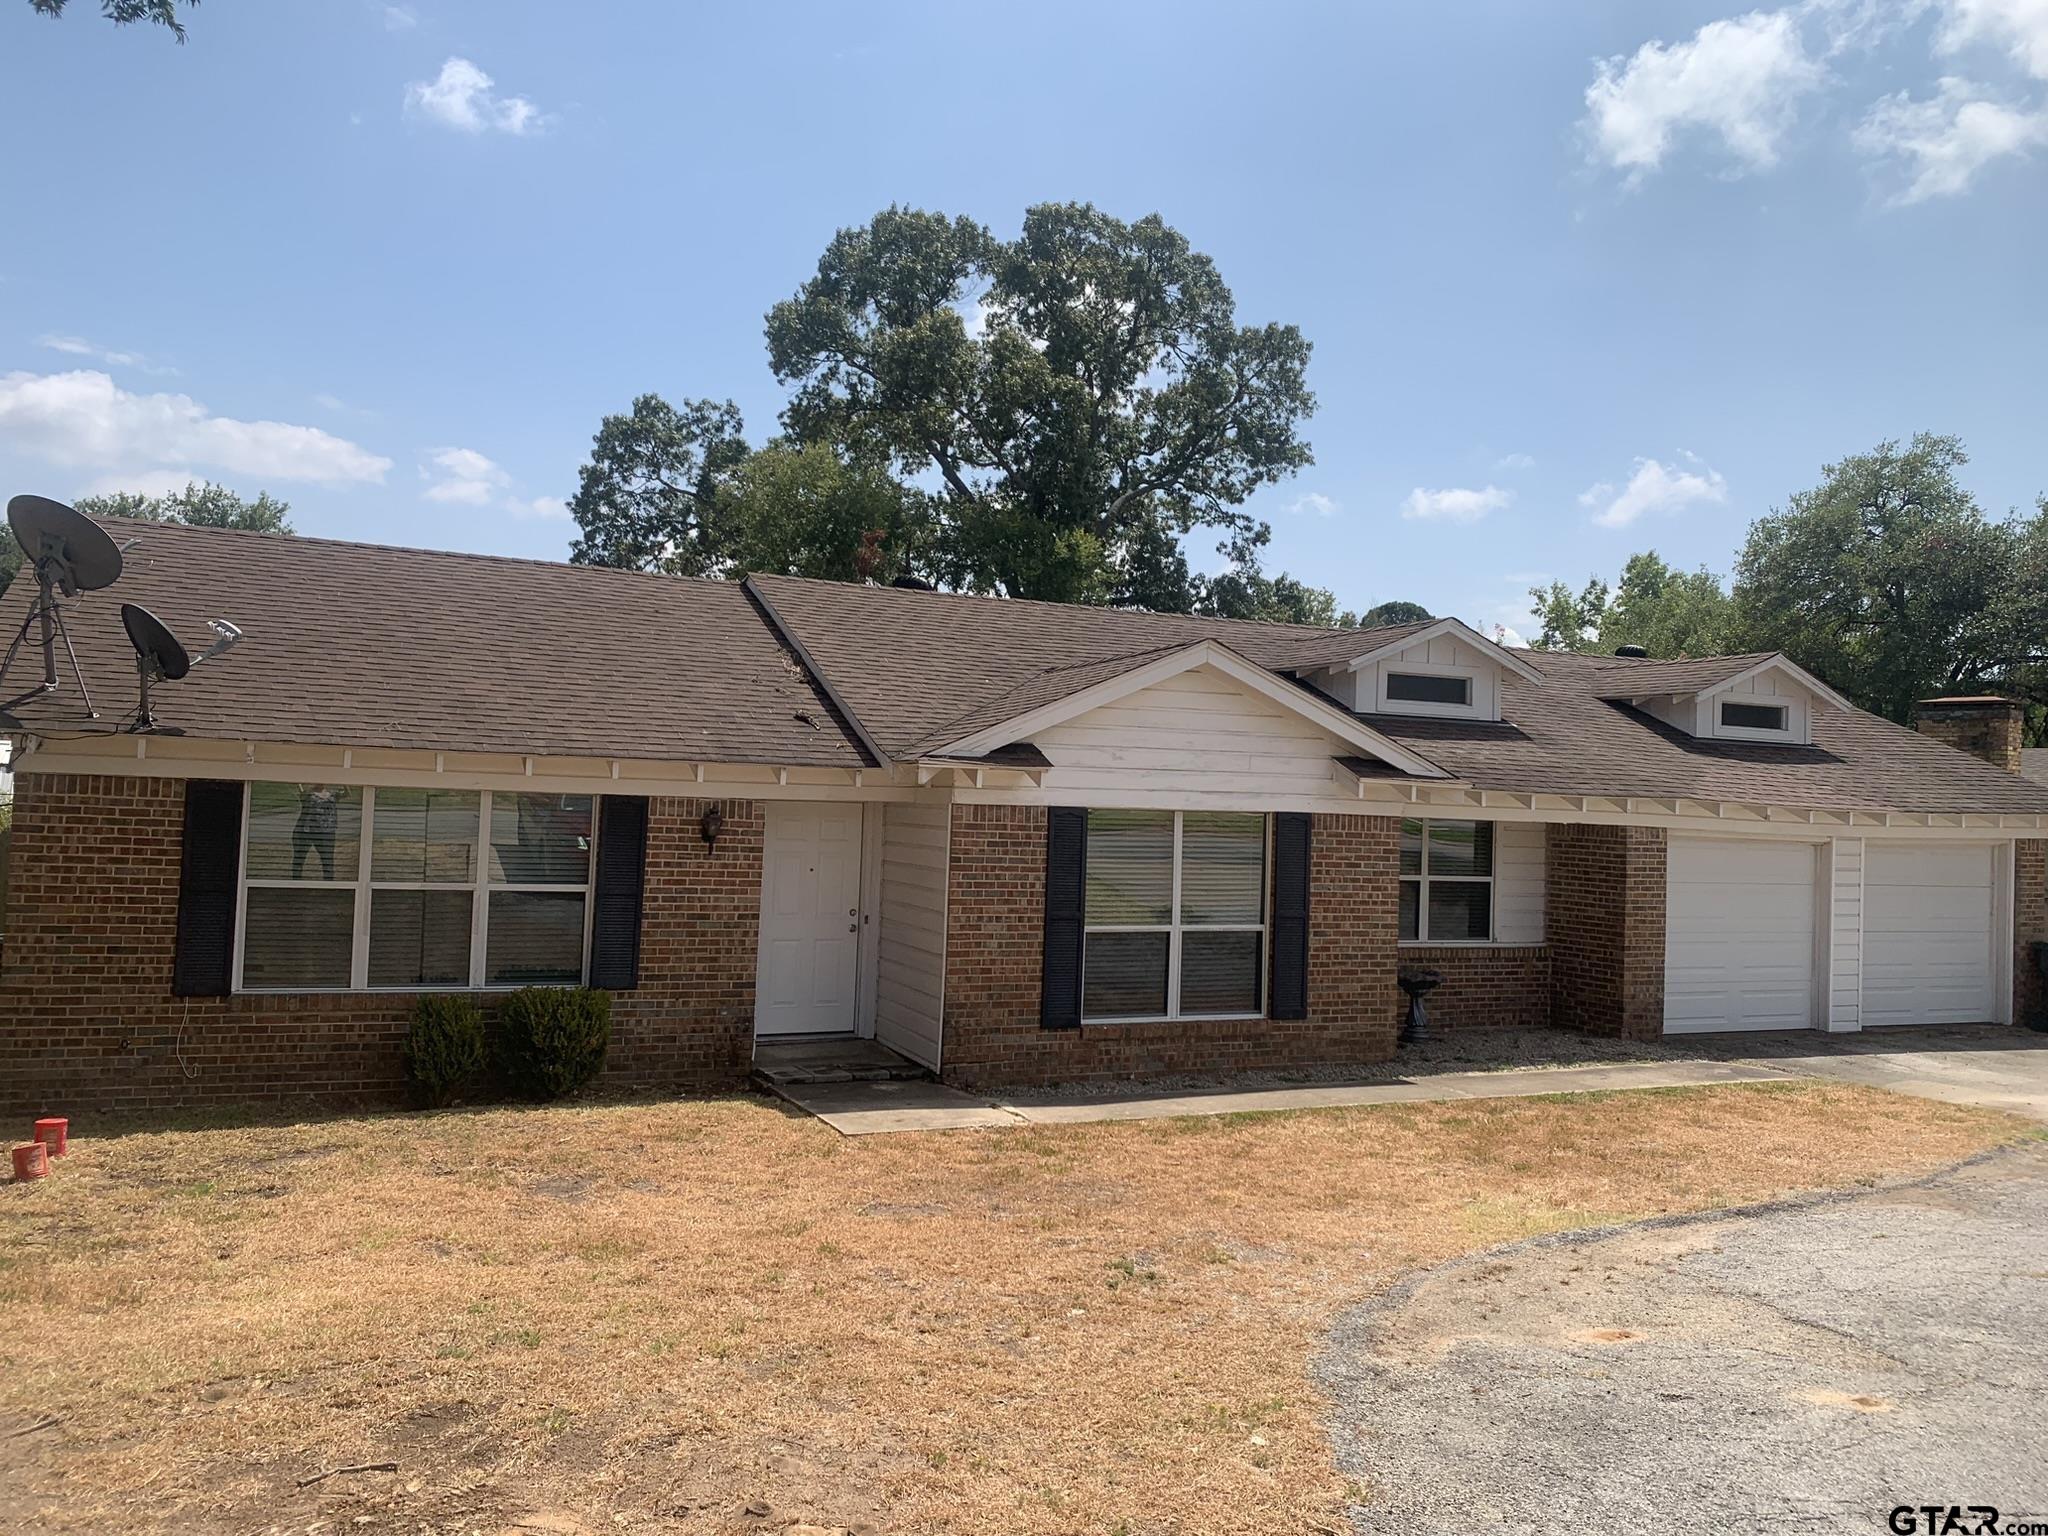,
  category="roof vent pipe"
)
[1613,644,1650,658]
